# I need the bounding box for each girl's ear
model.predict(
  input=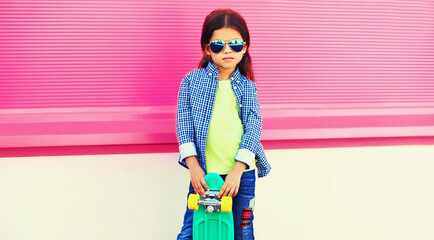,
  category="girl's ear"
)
[204,45,211,56]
